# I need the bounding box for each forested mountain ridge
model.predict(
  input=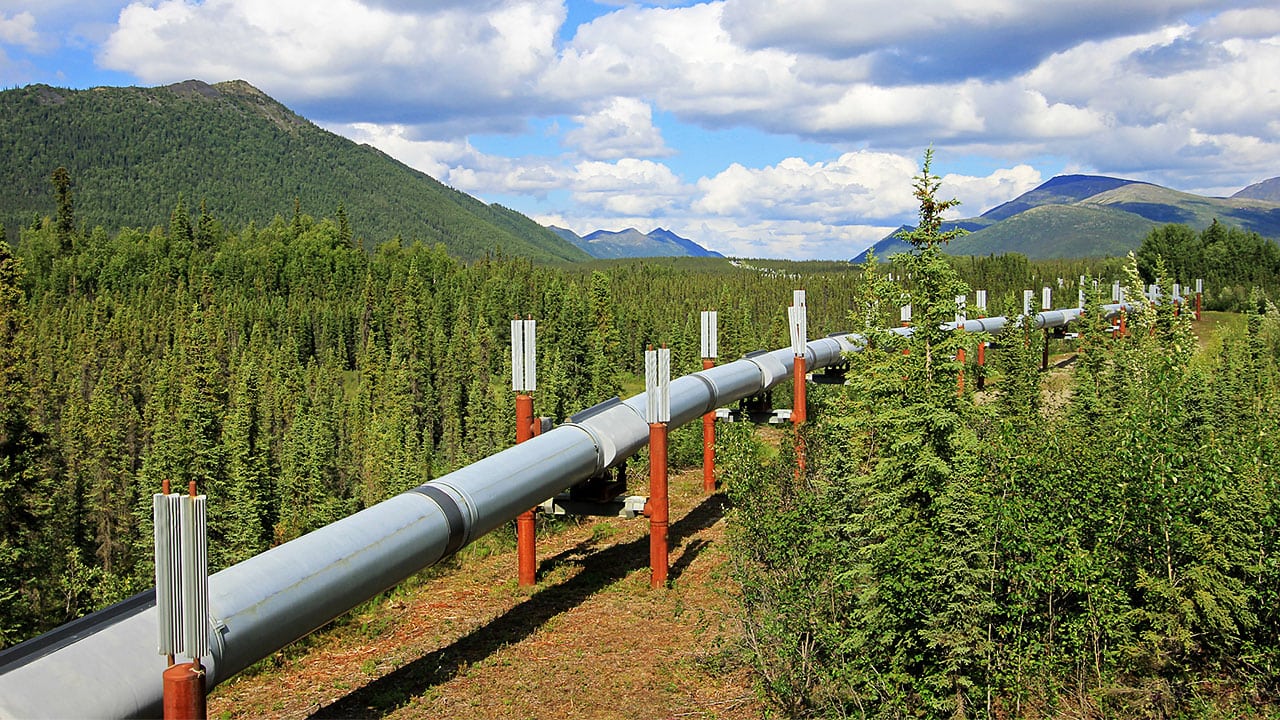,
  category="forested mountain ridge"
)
[0,80,588,263]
